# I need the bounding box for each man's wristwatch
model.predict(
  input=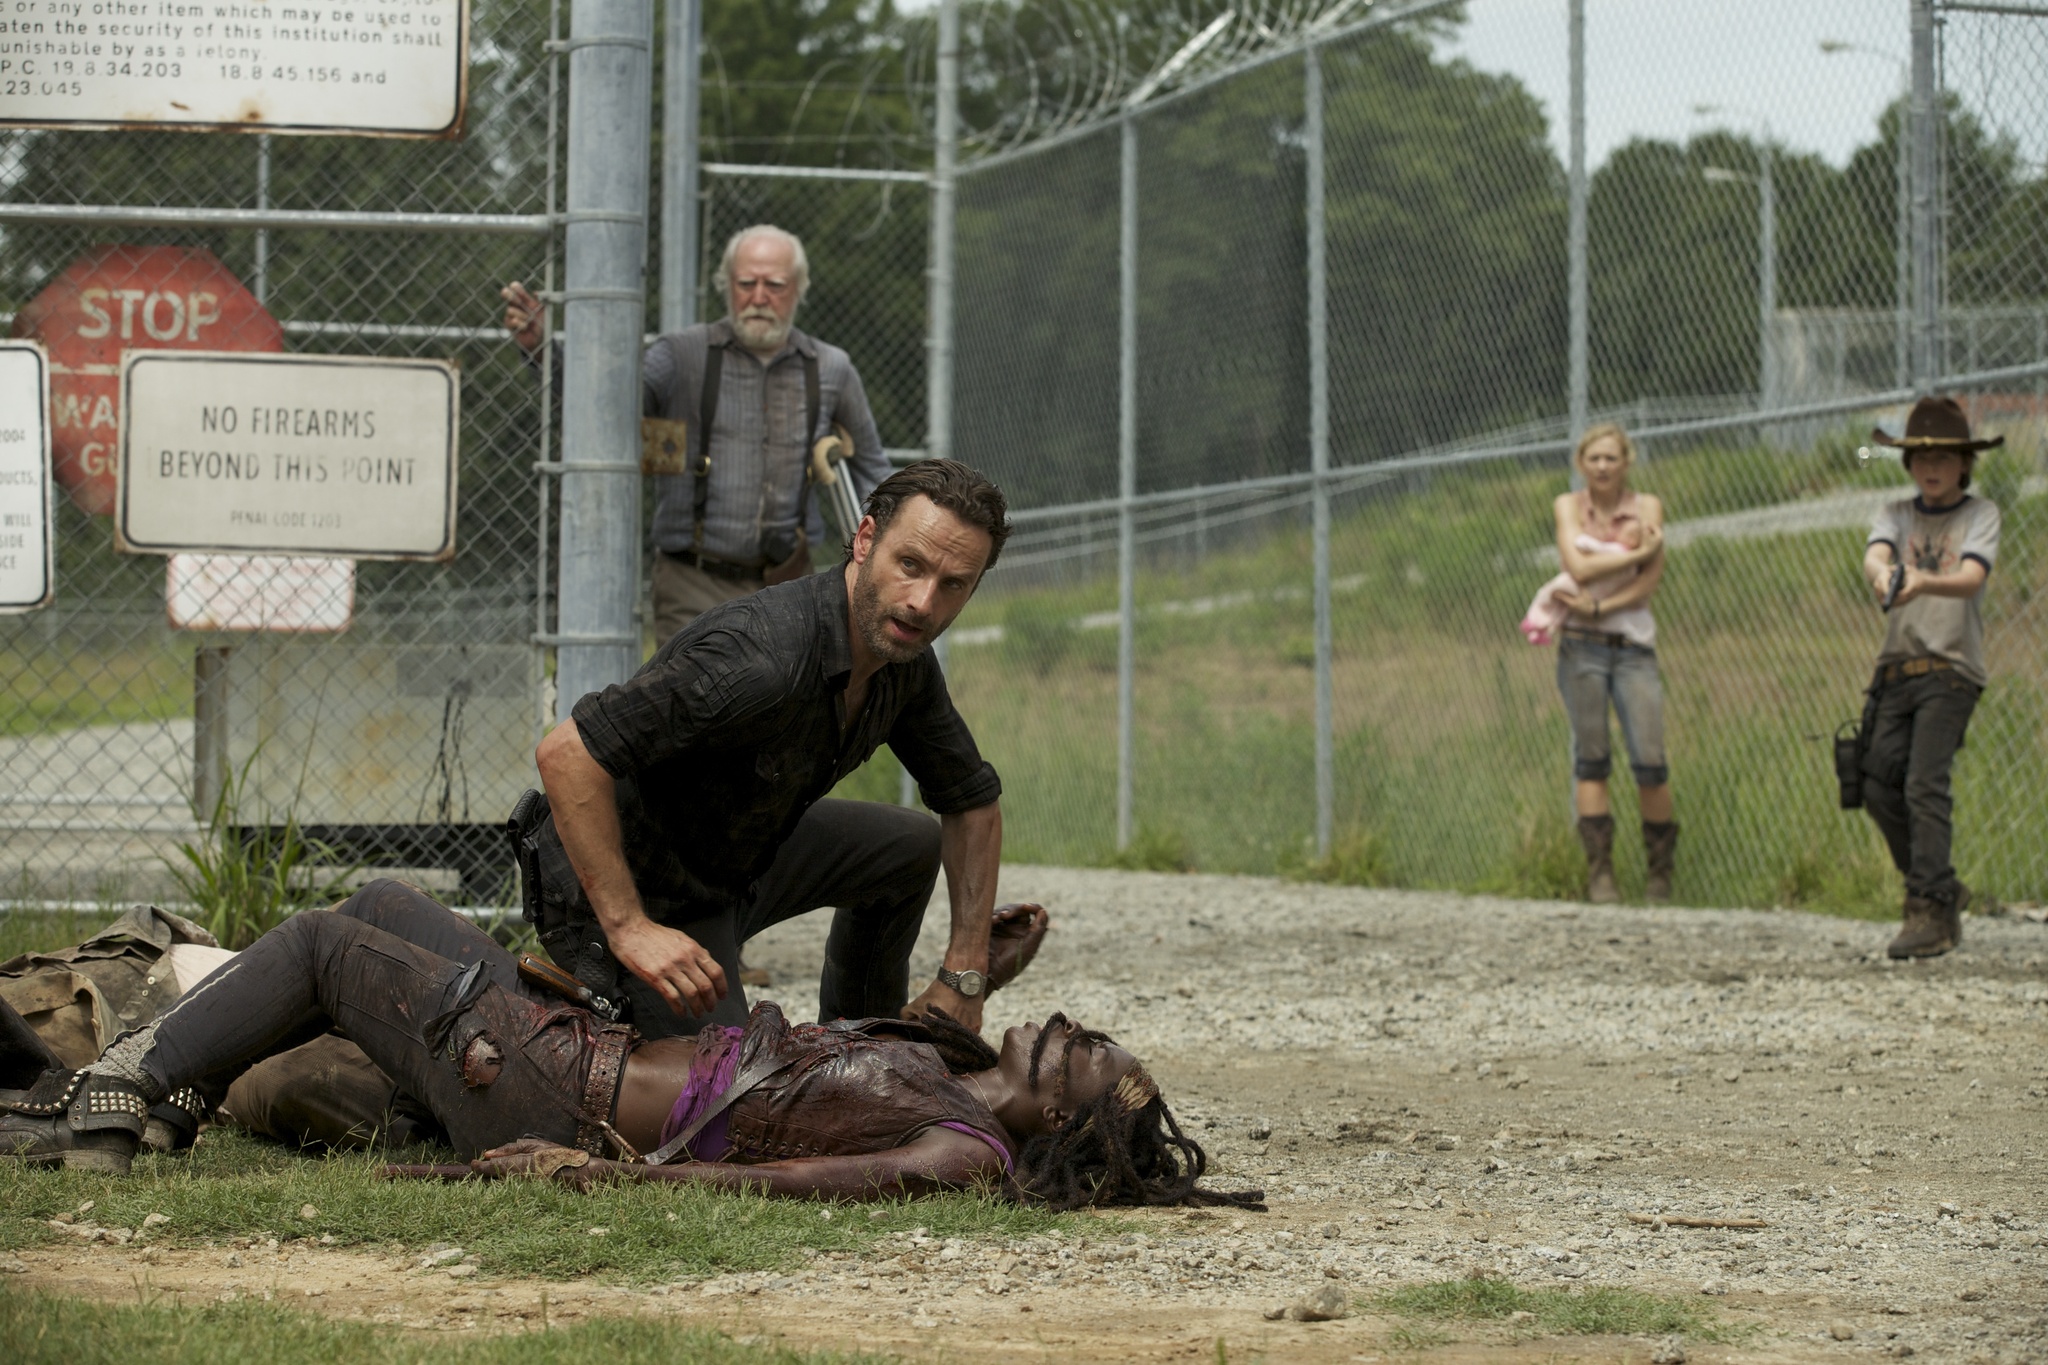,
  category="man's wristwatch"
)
[936,966,986,997]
